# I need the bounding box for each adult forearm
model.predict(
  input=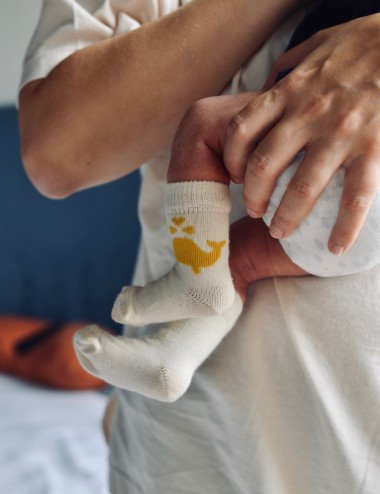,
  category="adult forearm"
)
[19,0,303,198]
